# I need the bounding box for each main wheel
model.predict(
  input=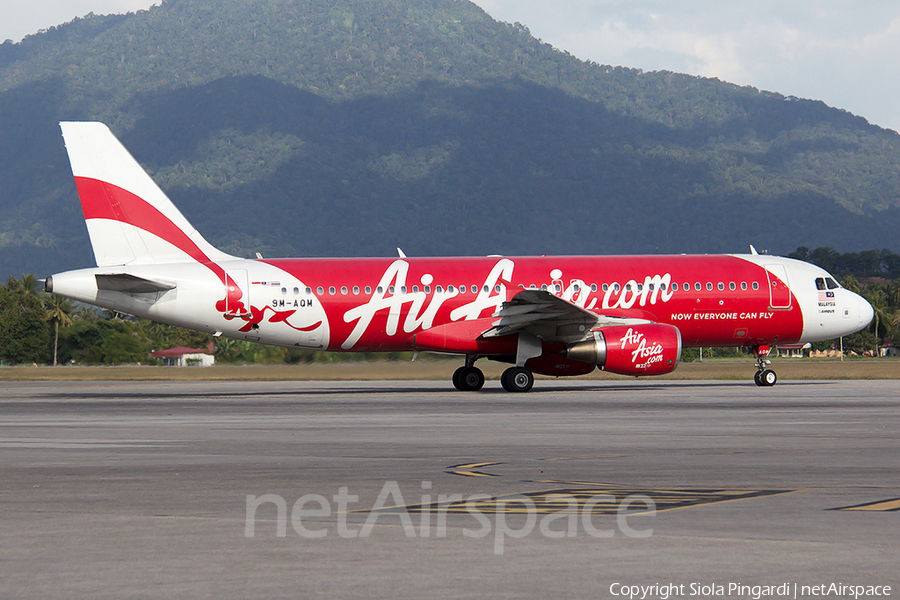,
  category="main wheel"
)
[454,366,484,391]
[760,369,777,387]
[501,367,534,393]
[754,371,764,387]
[452,366,465,391]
